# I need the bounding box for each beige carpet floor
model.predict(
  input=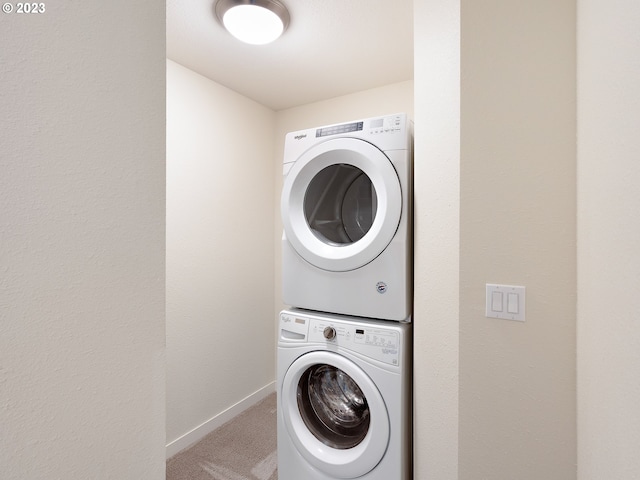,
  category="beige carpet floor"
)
[167,393,278,480]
